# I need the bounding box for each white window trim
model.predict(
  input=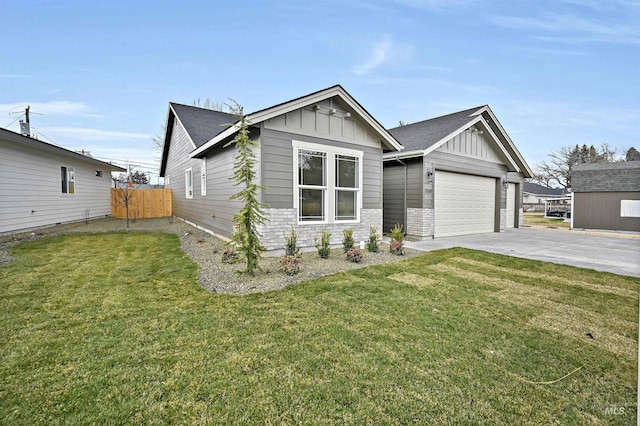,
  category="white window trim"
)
[292,140,363,225]
[201,159,207,196]
[185,168,193,199]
